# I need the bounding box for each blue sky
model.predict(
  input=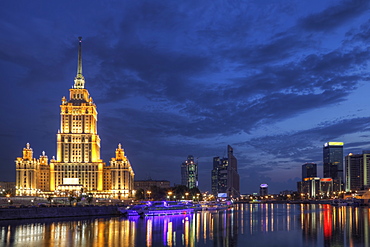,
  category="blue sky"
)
[1,0,370,193]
